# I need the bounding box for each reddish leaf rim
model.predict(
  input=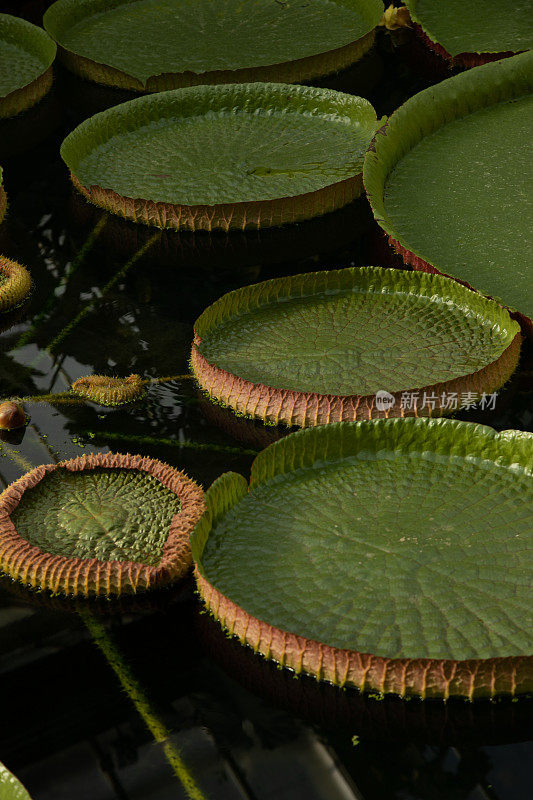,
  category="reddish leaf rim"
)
[0,452,205,597]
